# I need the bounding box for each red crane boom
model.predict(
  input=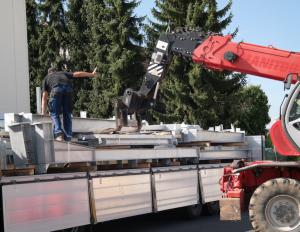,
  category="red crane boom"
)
[116,30,300,156]
[192,35,300,83]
